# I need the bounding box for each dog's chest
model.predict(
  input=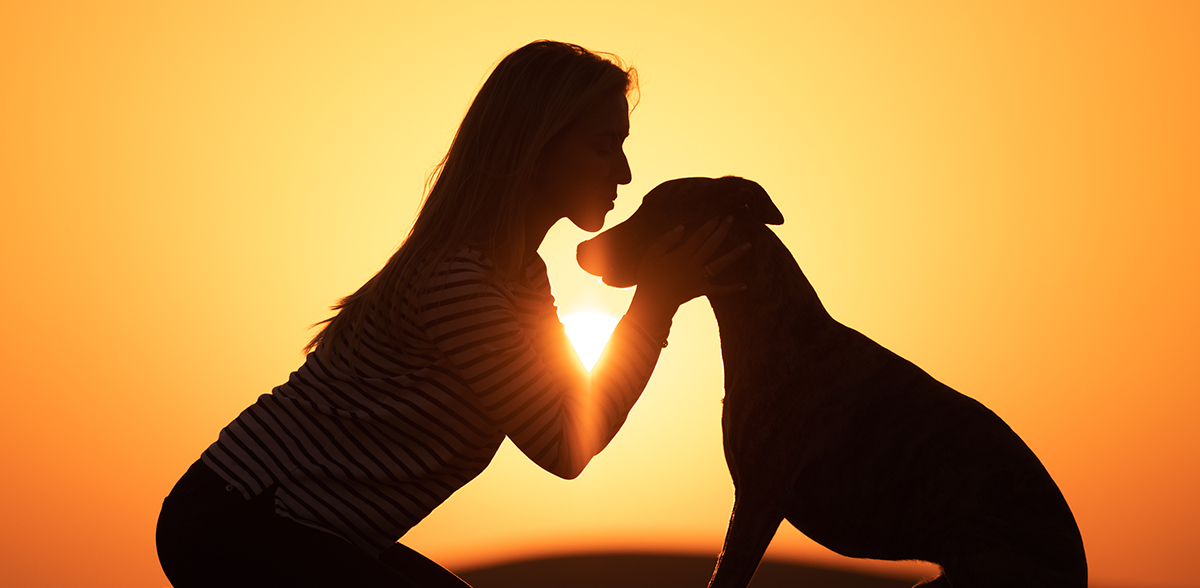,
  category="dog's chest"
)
[720,378,840,480]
